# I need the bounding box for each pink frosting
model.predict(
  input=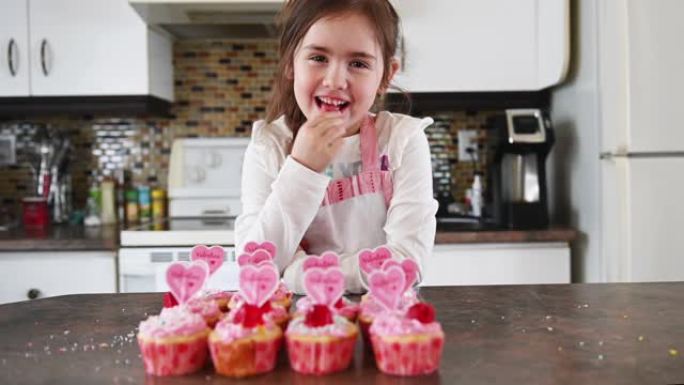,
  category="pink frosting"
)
[202,289,234,302]
[185,298,222,319]
[265,303,289,323]
[369,313,442,337]
[296,297,359,319]
[138,306,208,339]
[272,282,291,301]
[212,317,280,343]
[286,315,355,337]
[360,290,418,318]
